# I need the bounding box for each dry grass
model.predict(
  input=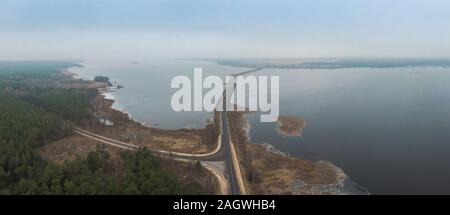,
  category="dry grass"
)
[86,95,218,154]
[151,136,207,153]
[228,111,342,195]
[39,134,104,164]
[37,134,124,177]
[277,115,306,137]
